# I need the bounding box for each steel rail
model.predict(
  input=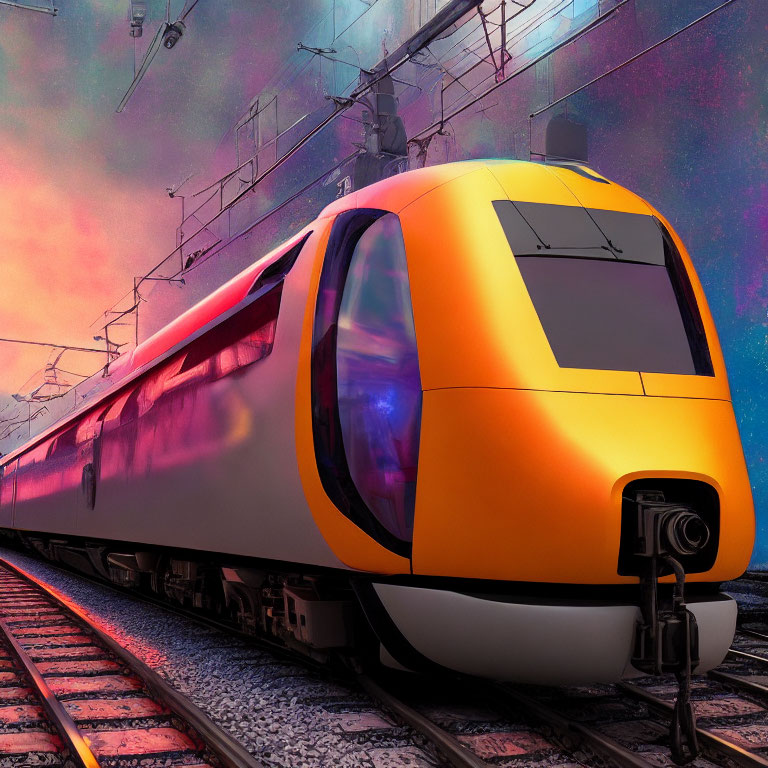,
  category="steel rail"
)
[492,684,655,768]
[728,648,768,669]
[0,557,266,768]
[357,674,491,768]
[709,669,768,700]
[16,550,768,768]
[0,617,102,768]
[618,681,768,768]
[360,672,656,768]
[2,553,566,767]
[738,628,768,644]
